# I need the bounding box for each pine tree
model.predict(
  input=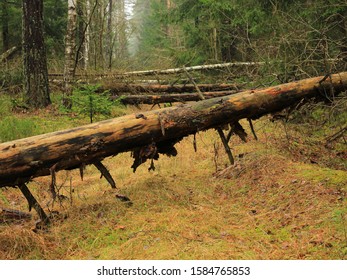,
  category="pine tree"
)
[22,0,51,108]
